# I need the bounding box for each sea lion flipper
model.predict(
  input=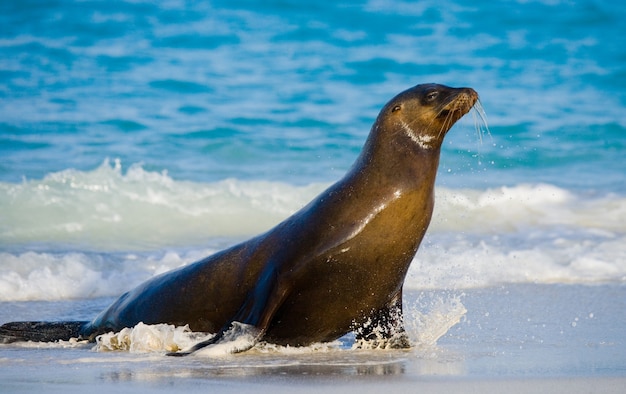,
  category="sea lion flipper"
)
[168,264,291,356]
[354,289,411,349]
[0,321,89,343]
[167,321,264,356]
[236,264,293,330]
